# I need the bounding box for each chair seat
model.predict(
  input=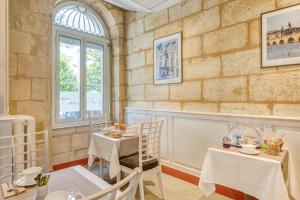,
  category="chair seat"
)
[119,153,158,171]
